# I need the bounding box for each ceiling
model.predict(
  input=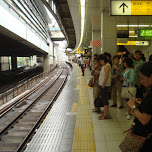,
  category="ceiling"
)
[65,0,152,50]
[0,26,44,57]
